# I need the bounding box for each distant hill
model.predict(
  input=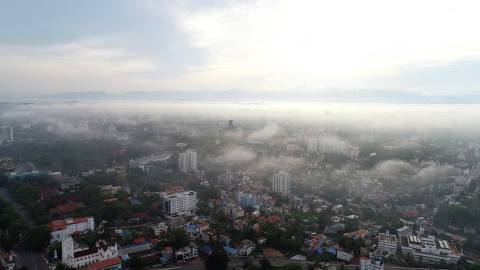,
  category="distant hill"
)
[39,90,480,104]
